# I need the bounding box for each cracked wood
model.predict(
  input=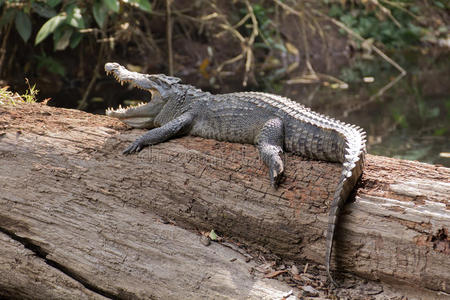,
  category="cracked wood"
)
[0,102,449,299]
